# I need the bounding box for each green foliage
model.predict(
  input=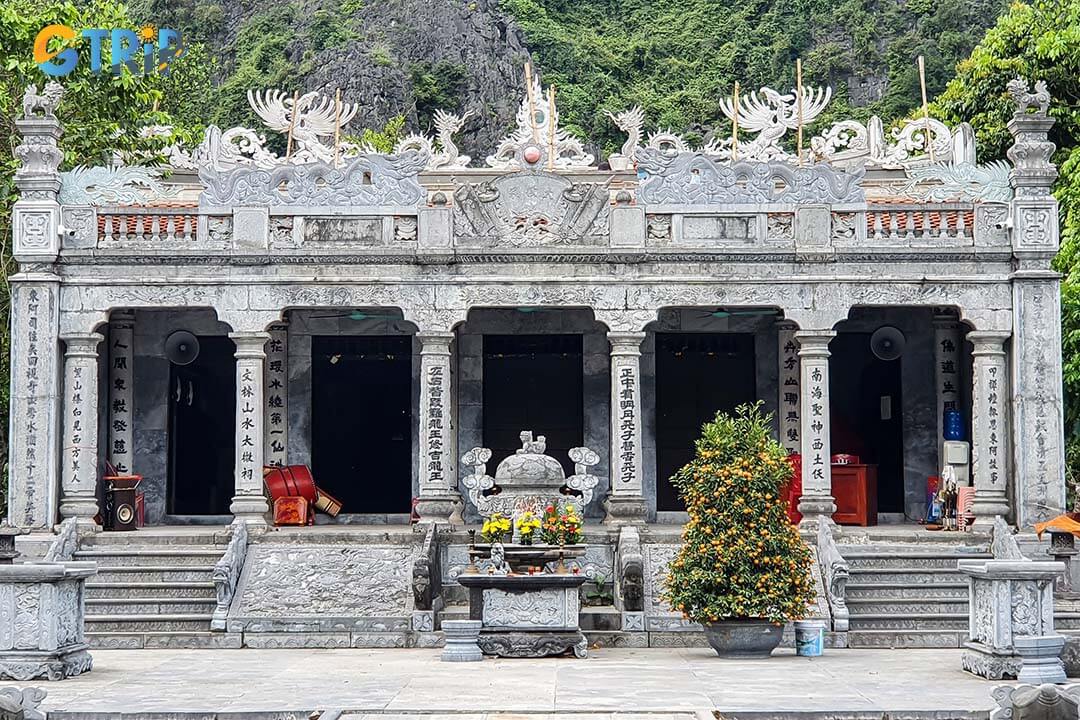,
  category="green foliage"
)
[501,0,1007,155]
[347,115,406,153]
[664,403,814,625]
[409,61,467,131]
[934,0,1080,497]
[0,0,212,514]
